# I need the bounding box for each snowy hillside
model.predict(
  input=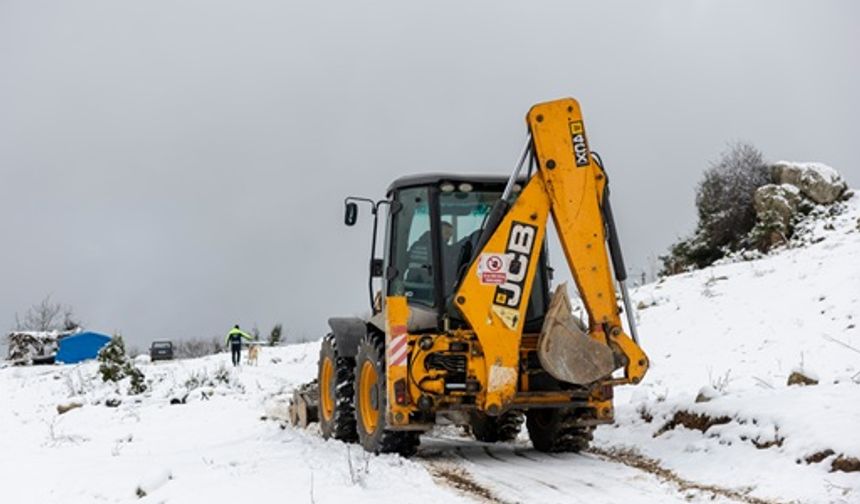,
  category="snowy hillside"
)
[601,191,860,503]
[1,195,858,504]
